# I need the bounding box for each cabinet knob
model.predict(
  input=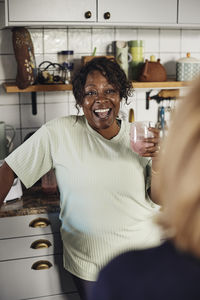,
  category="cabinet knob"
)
[32,260,52,270]
[104,12,111,20]
[29,217,50,228]
[31,239,52,249]
[85,11,92,19]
